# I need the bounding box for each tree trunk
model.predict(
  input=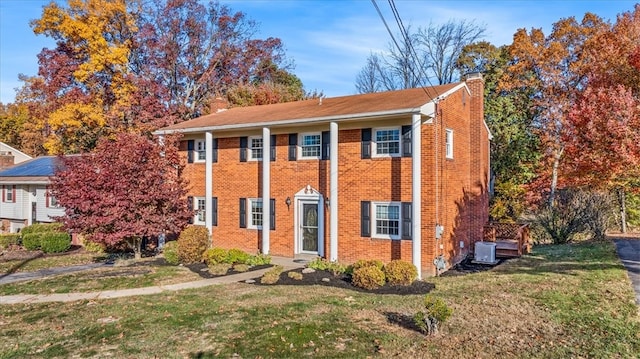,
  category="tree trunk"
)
[548,150,561,207]
[128,237,142,260]
[618,188,627,233]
